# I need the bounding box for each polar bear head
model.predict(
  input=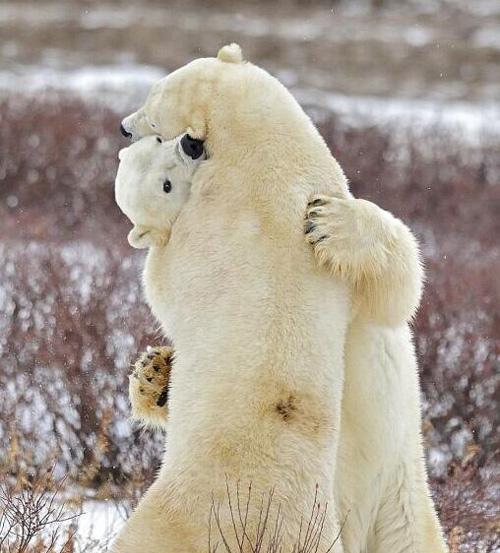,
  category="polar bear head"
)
[115,134,205,248]
[120,44,349,202]
[120,44,245,145]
